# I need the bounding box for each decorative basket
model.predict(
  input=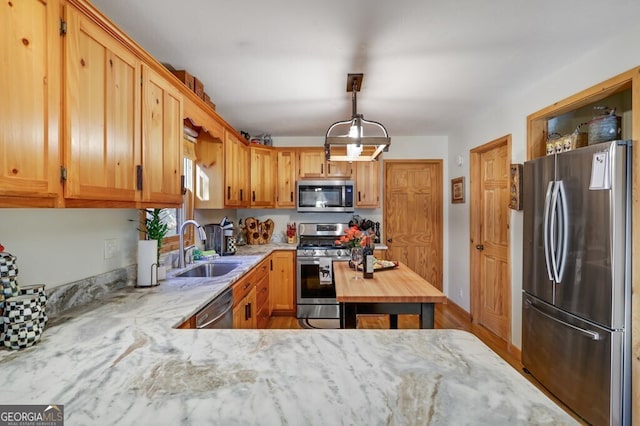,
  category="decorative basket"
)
[588,107,621,145]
